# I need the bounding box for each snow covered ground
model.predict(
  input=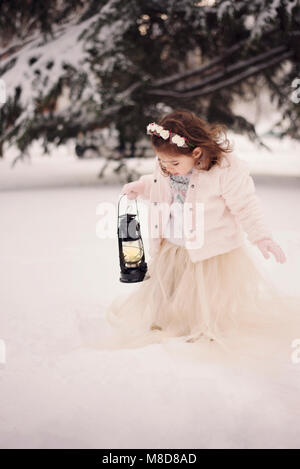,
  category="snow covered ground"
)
[0,136,300,449]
